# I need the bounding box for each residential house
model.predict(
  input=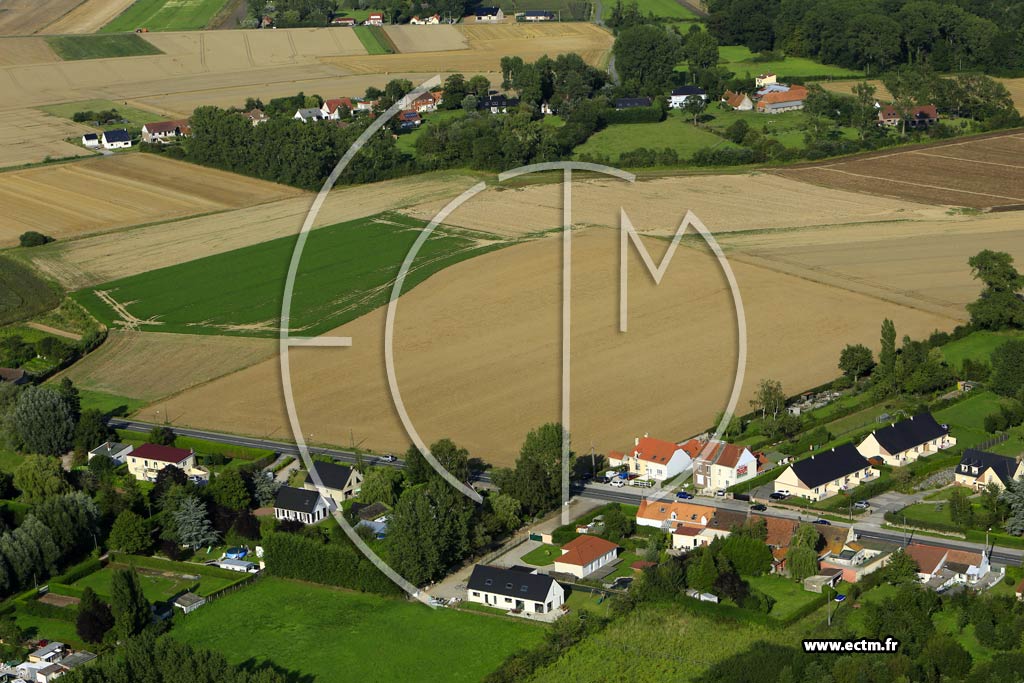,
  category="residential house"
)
[475,6,504,21]
[141,119,190,144]
[755,72,777,88]
[607,435,693,481]
[294,108,325,123]
[330,16,356,25]
[522,10,555,20]
[303,460,362,506]
[857,413,955,466]
[320,98,354,119]
[244,108,269,125]
[955,449,1024,491]
[0,368,29,385]
[58,652,96,672]
[410,14,440,24]
[100,129,131,149]
[466,564,564,615]
[355,99,378,113]
[614,97,653,110]
[37,663,64,682]
[636,498,715,530]
[773,444,877,501]
[126,444,208,483]
[87,441,132,465]
[819,538,893,583]
[365,12,384,25]
[81,133,99,148]
[756,85,808,114]
[173,592,206,614]
[904,542,992,590]
[553,535,618,578]
[480,93,518,113]
[274,485,330,525]
[668,85,707,109]
[398,110,422,129]
[722,90,753,111]
[28,643,64,665]
[691,439,758,492]
[878,104,939,128]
